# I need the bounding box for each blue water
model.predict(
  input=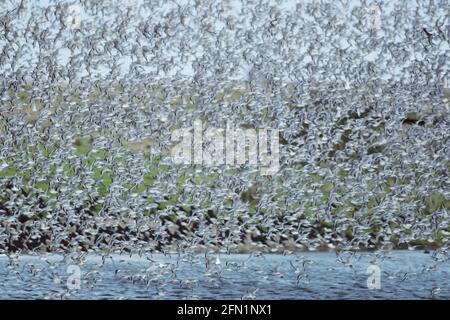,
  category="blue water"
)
[0,251,448,299]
